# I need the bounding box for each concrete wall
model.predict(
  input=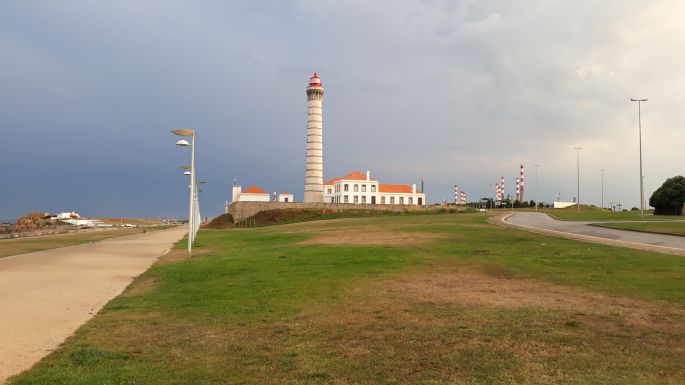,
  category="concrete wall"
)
[226,201,435,223]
